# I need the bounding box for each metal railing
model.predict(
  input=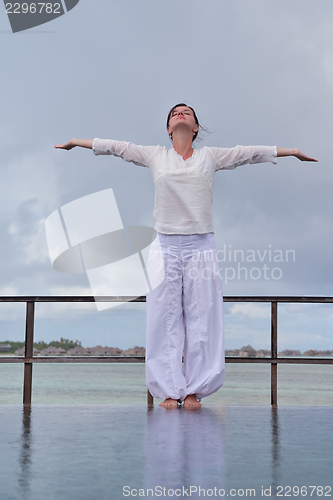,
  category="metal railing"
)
[1,295,332,406]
